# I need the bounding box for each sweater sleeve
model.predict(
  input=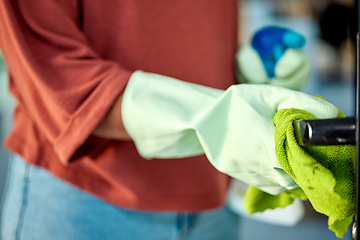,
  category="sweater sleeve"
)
[0,0,132,165]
